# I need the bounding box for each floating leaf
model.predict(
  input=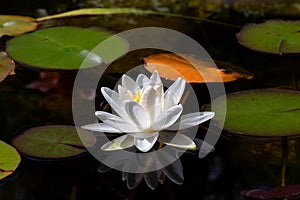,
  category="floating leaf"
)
[237,20,300,54]
[6,27,128,70]
[11,125,96,159]
[241,185,300,200]
[37,8,153,21]
[0,15,38,37]
[144,53,253,83]
[0,140,21,181]
[36,8,240,29]
[205,89,300,137]
[0,51,15,82]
